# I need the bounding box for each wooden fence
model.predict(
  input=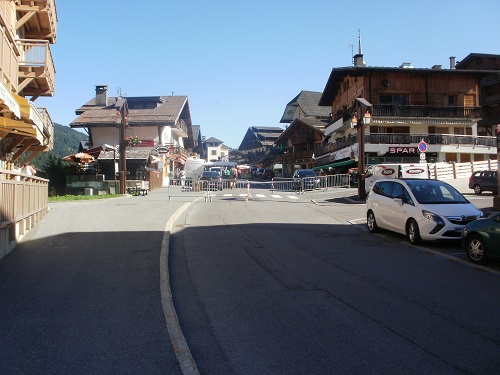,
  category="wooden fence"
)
[0,169,49,260]
[429,159,498,180]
